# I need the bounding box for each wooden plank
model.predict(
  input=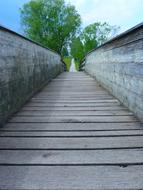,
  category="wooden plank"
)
[45,84,102,86]
[26,102,121,107]
[32,97,114,100]
[2,123,142,131]
[0,149,143,165]
[30,98,119,104]
[0,136,143,149]
[34,94,112,97]
[47,83,100,85]
[53,78,94,80]
[1,71,142,190]
[43,88,106,92]
[44,84,102,87]
[10,115,137,123]
[37,92,110,94]
[21,106,128,111]
[16,110,133,116]
[47,90,112,92]
[33,96,114,100]
[1,129,143,137]
[0,166,143,189]
[42,88,107,91]
[38,87,107,89]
